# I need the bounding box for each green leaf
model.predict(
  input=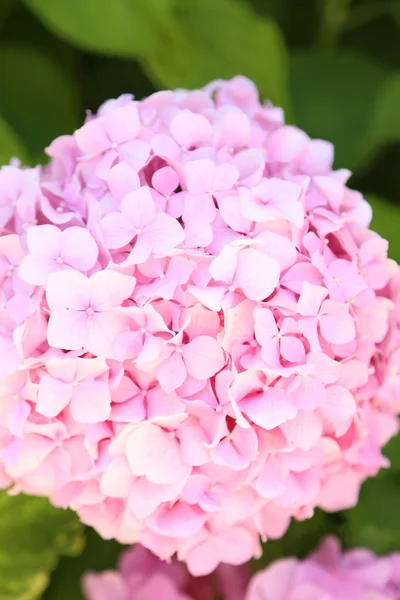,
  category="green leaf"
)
[290,51,388,170]
[23,0,172,58]
[366,194,400,261]
[343,471,400,553]
[0,43,81,158]
[0,491,84,599]
[44,527,123,600]
[143,0,291,112]
[368,73,400,146]
[0,116,29,165]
